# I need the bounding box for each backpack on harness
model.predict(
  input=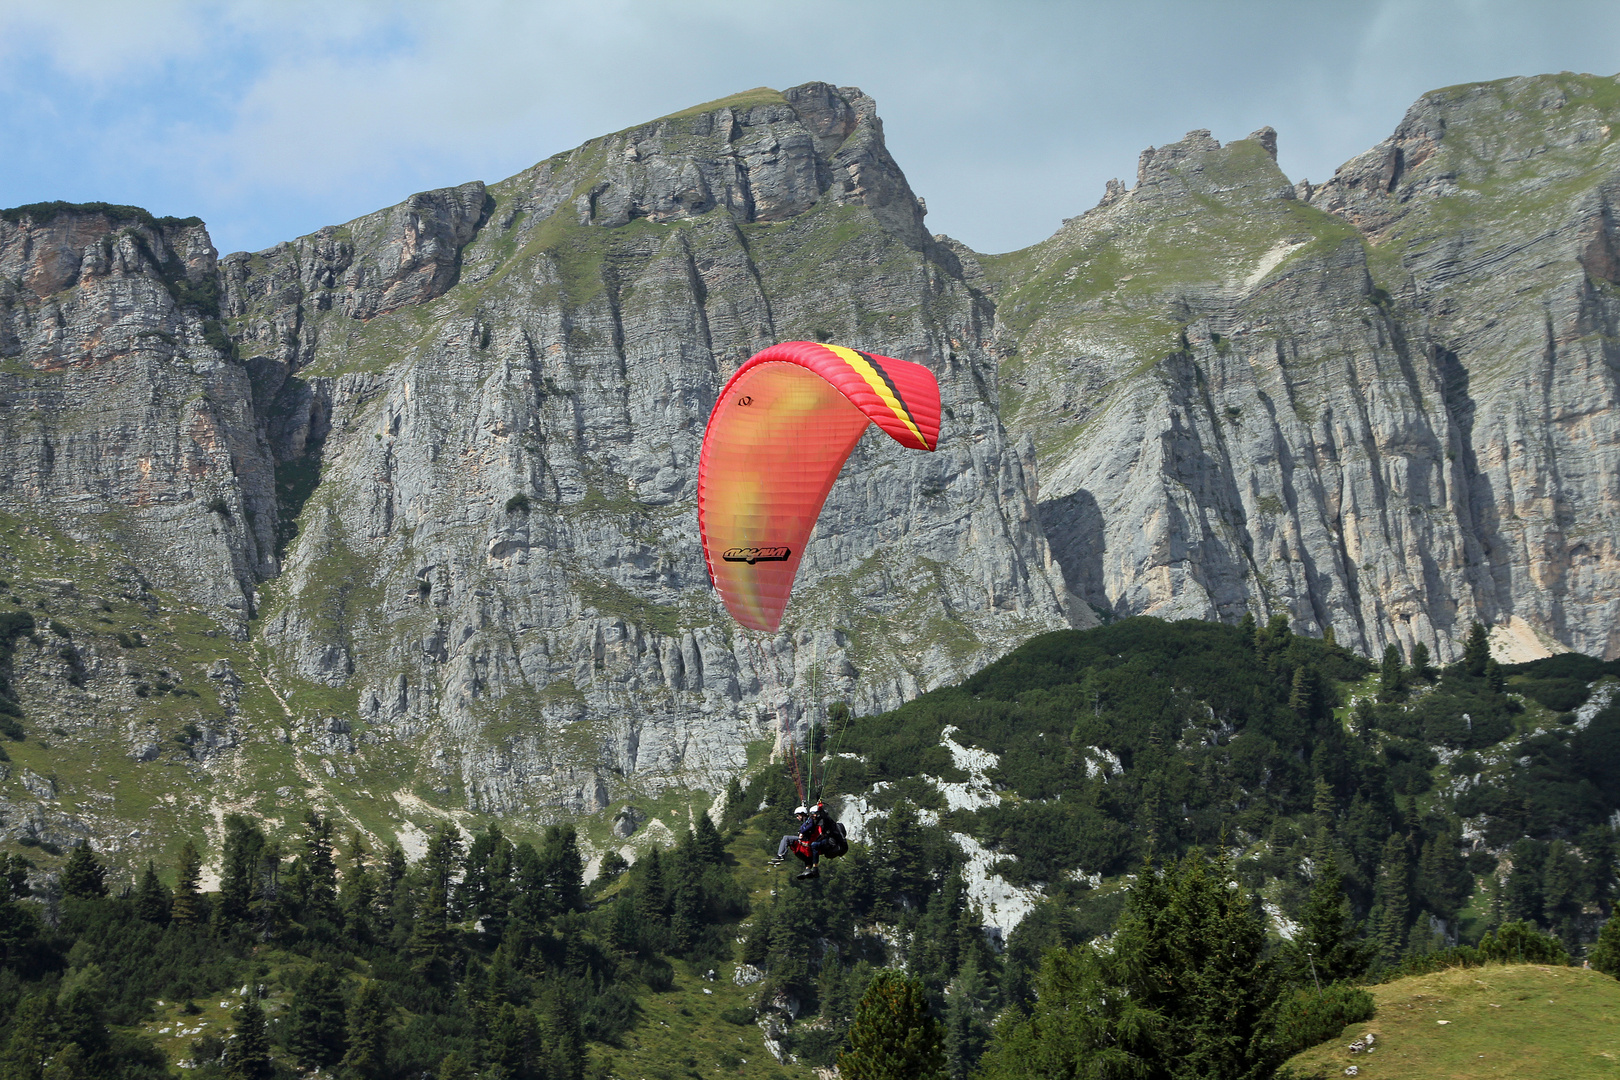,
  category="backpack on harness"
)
[822,819,849,859]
